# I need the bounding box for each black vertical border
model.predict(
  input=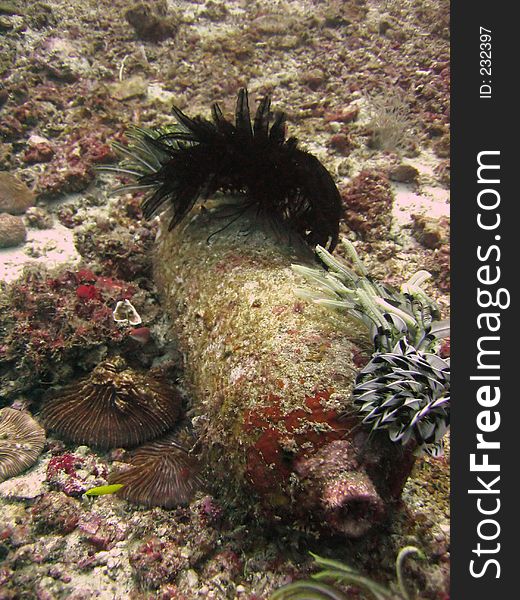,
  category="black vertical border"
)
[452,2,514,597]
